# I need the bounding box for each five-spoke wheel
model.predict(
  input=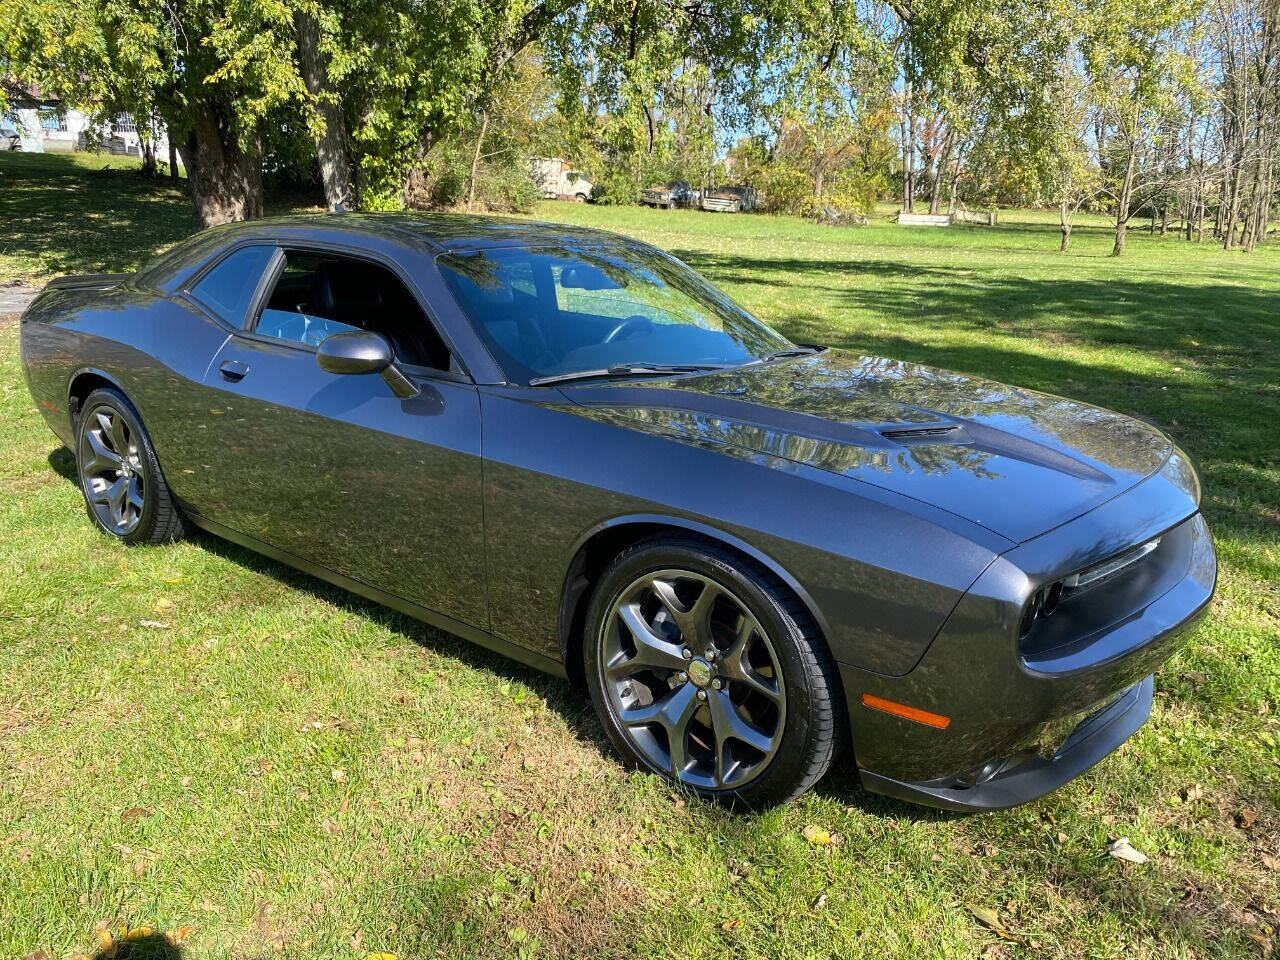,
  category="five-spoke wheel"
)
[79,405,146,536]
[585,536,845,807]
[601,569,786,790]
[74,387,188,545]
